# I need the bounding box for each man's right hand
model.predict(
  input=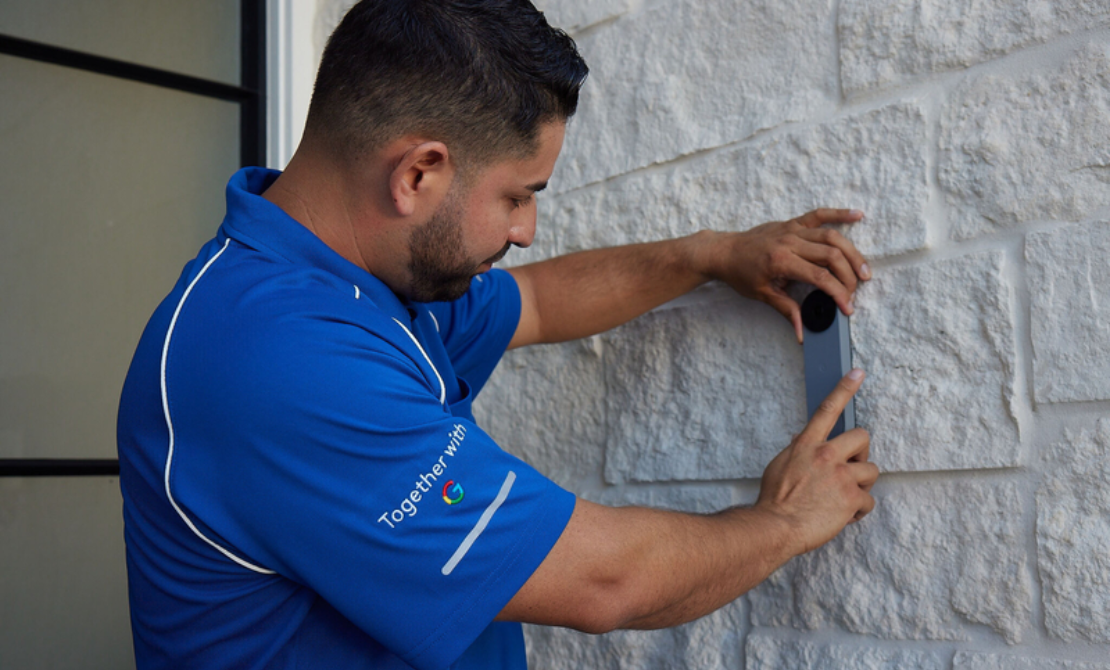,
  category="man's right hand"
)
[756,369,879,556]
